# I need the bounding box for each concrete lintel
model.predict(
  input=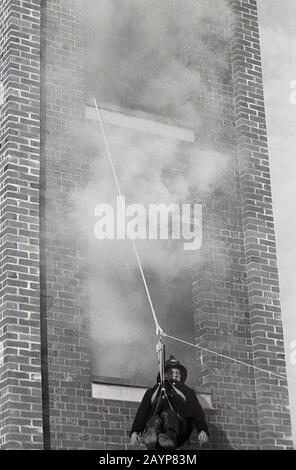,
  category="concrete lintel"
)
[92,382,213,410]
[85,105,195,143]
